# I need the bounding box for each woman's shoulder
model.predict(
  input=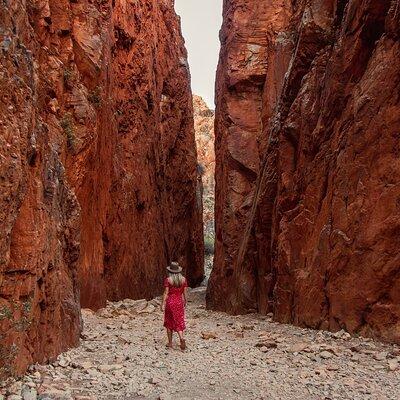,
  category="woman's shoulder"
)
[164,277,170,287]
